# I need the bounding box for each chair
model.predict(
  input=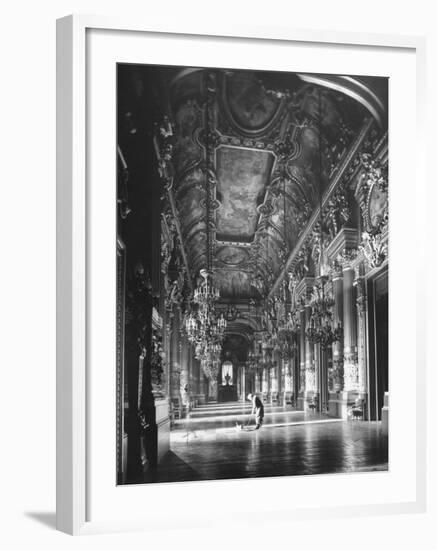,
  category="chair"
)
[349,398,364,420]
[307,396,318,412]
[169,398,182,426]
[284,391,294,407]
[271,392,279,404]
